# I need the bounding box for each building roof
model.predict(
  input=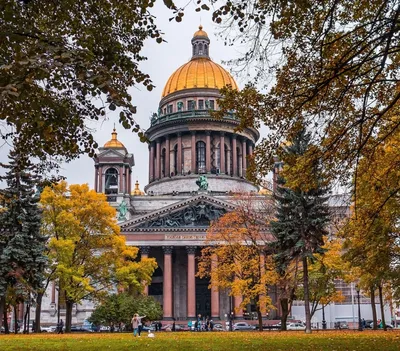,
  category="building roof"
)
[161,26,238,98]
[161,58,238,98]
[131,180,145,196]
[193,25,208,38]
[103,128,126,150]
